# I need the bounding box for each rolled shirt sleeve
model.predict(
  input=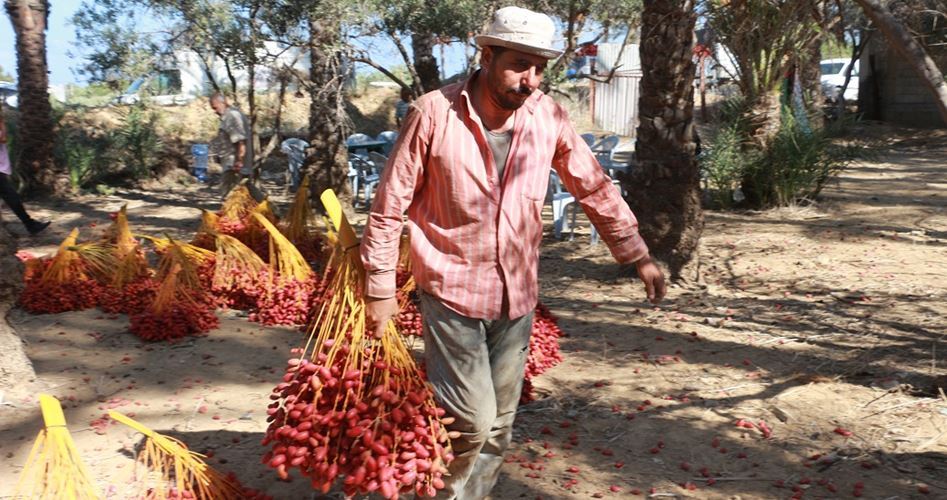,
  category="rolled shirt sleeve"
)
[360,105,429,299]
[552,113,649,264]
